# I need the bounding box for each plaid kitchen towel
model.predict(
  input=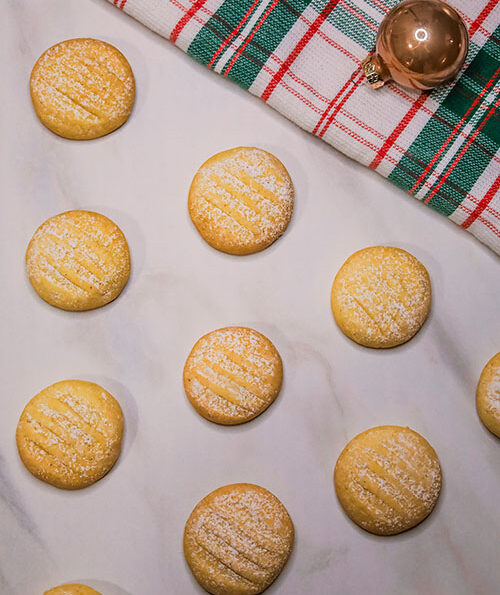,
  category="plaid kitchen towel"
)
[108,0,500,255]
